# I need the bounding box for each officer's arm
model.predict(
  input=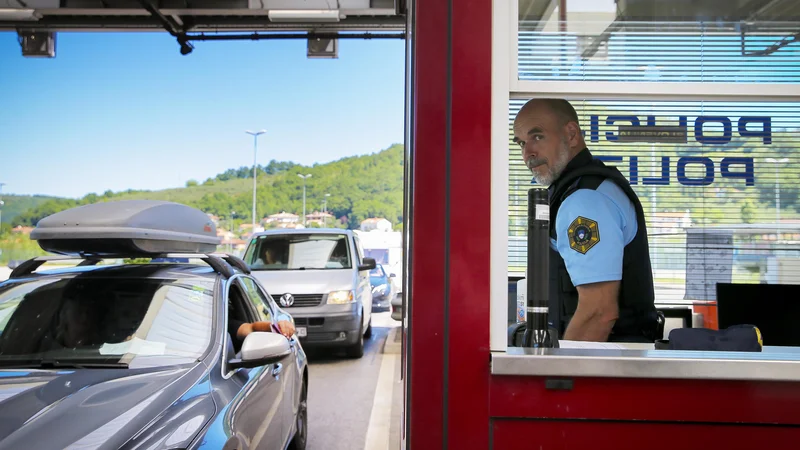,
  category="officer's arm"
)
[567,281,619,341]
[555,189,627,342]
